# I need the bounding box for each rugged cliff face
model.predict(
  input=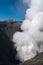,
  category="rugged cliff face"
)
[0,20,43,65]
[0,20,22,38]
[0,20,22,65]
